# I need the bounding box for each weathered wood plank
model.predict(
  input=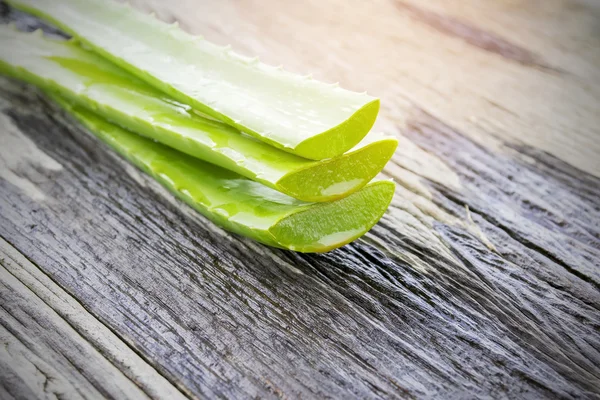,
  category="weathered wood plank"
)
[1,78,599,398]
[1,0,599,399]
[0,237,188,399]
